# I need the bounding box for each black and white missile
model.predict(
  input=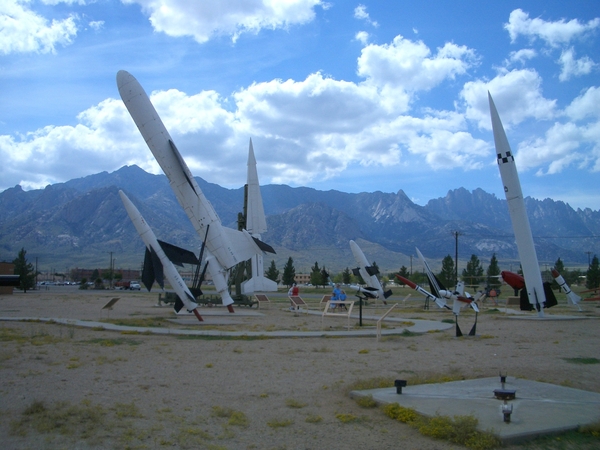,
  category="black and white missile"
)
[488,92,546,317]
[119,190,203,322]
[551,268,582,310]
[117,71,275,311]
[349,240,392,302]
